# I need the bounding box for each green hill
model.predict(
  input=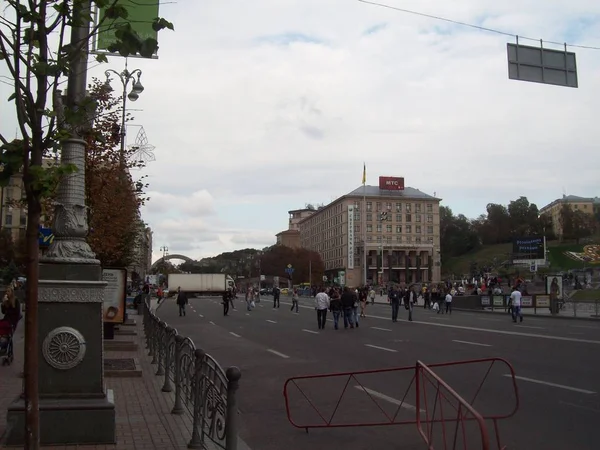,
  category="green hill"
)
[442,241,598,277]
